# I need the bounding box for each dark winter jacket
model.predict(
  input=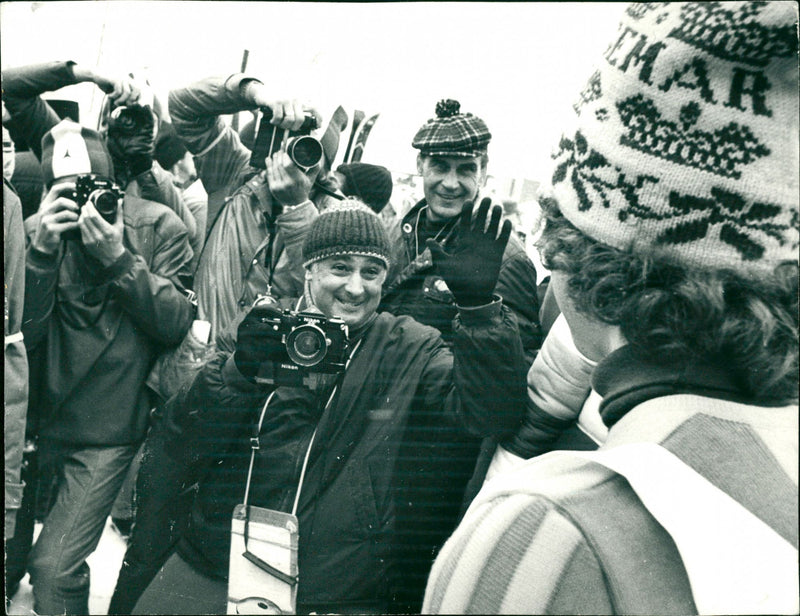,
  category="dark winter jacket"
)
[5,181,28,537]
[22,196,194,446]
[1,60,197,246]
[169,74,317,341]
[154,296,527,613]
[380,198,543,527]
